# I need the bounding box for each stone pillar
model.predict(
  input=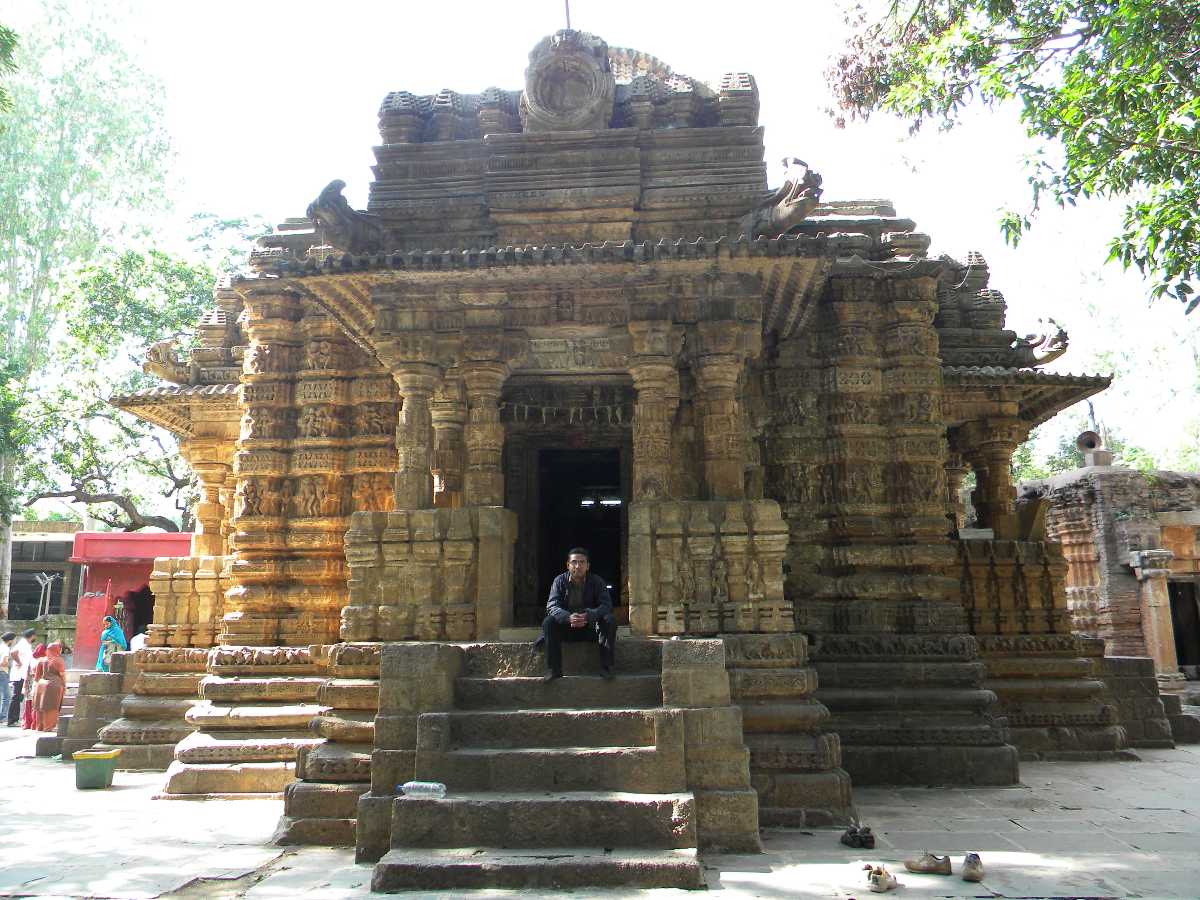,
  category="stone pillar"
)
[223,283,301,646]
[430,377,466,509]
[693,322,748,500]
[962,419,1025,540]
[944,445,968,533]
[186,455,230,558]
[1129,549,1185,691]
[628,320,679,501]
[392,366,438,511]
[462,362,507,507]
